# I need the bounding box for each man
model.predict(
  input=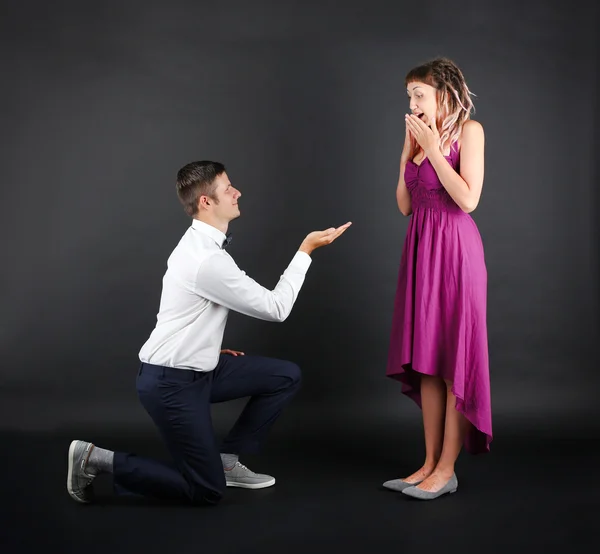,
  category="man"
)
[67,161,351,506]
